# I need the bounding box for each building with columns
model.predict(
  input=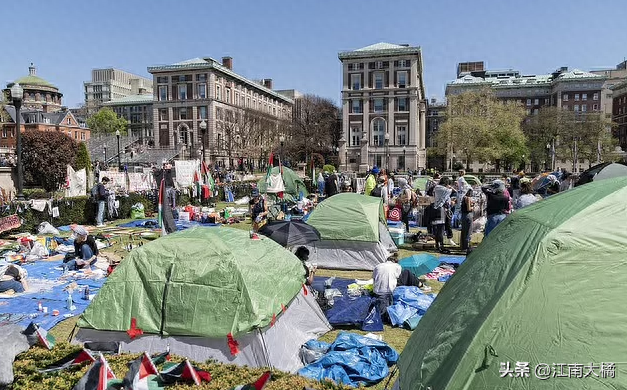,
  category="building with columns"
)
[338,43,427,173]
[147,57,292,165]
